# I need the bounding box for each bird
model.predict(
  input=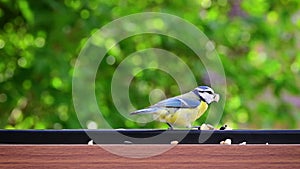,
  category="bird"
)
[130,86,219,129]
